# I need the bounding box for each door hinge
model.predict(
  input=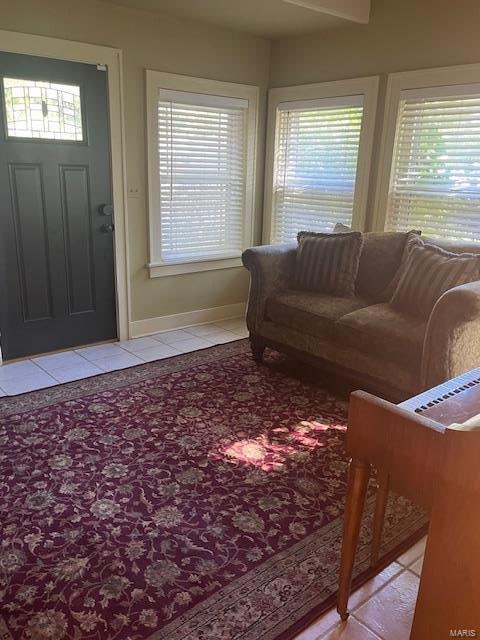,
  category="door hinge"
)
[97,64,107,71]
